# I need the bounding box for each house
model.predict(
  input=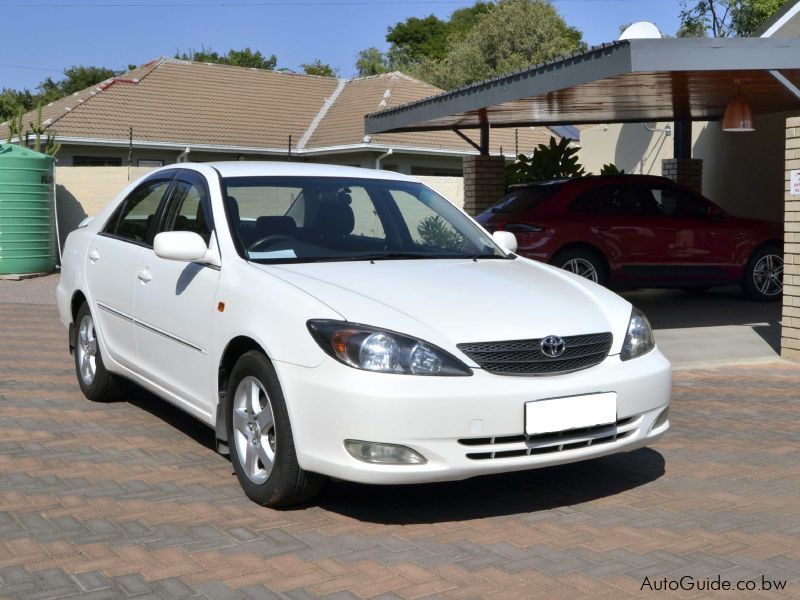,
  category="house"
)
[0,58,555,176]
